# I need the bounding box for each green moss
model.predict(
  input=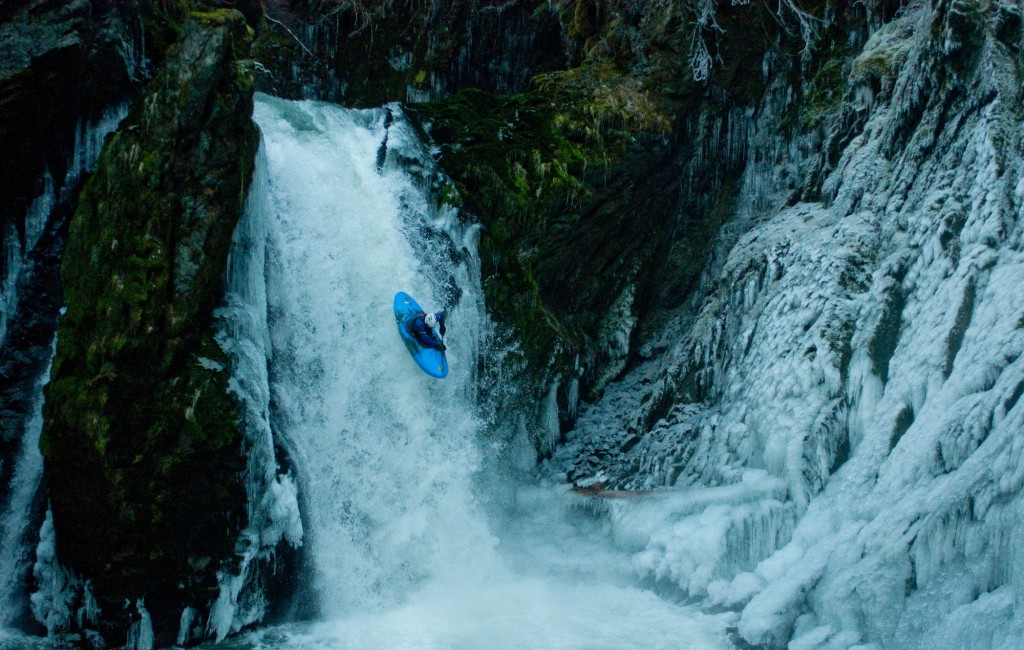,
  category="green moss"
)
[801,55,846,130]
[40,10,256,640]
[410,90,568,362]
[191,8,240,23]
[850,17,915,89]
[411,71,667,367]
